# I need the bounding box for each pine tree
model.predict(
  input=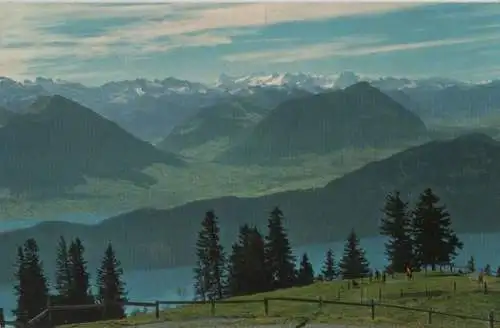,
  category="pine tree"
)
[227,225,268,296]
[67,238,92,305]
[495,266,500,278]
[13,246,28,323]
[466,256,476,273]
[226,242,244,297]
[321,249,337,281]
[96,243,127,320]
[339,229,370,280]
[411,188,462,271]
[54,236,72,301]
[380,191,413,273]
[440,234,463,269]
[193,210,226,301]
[297,253,314,286]
[265,207,296,289]
[485,264,492,276]
[241,226,268,294]
[193,231,210,301]
[14,239,49,321]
